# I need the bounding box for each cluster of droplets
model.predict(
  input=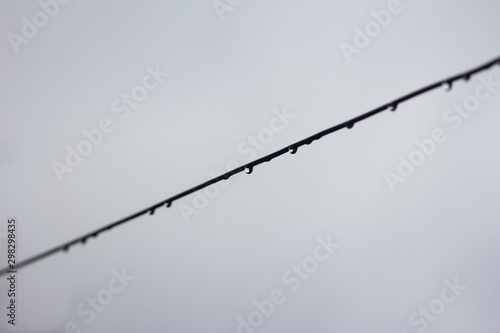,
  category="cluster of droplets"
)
[60,69,486,255]
[44,57,500,267]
